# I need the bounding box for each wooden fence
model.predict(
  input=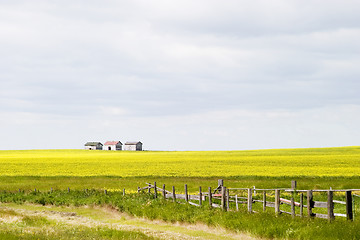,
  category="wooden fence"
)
[138,180,359,222]
[13,180,359,222]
